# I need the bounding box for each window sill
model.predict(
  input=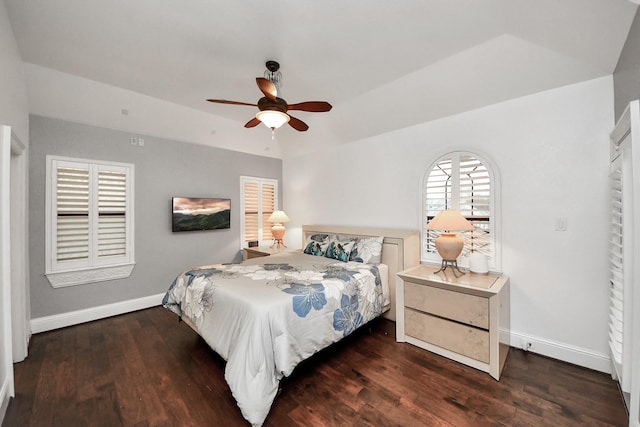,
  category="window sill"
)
[46,263,136,288]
